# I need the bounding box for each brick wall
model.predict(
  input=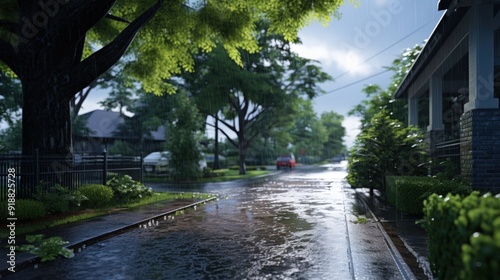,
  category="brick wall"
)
[460,109,500,193]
